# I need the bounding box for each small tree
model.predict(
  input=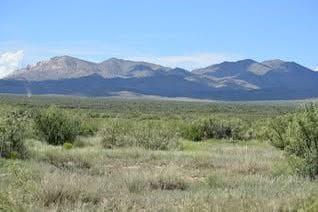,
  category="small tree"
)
[265,115,293,149]
[267,104,318,178]
[0,111,29,159]
[34,106,81,145]
[285,105,318,178]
